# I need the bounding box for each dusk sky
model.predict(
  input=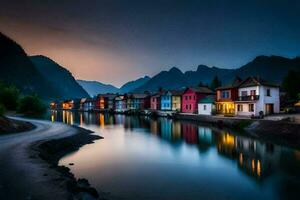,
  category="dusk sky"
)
[1,0,300,87]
